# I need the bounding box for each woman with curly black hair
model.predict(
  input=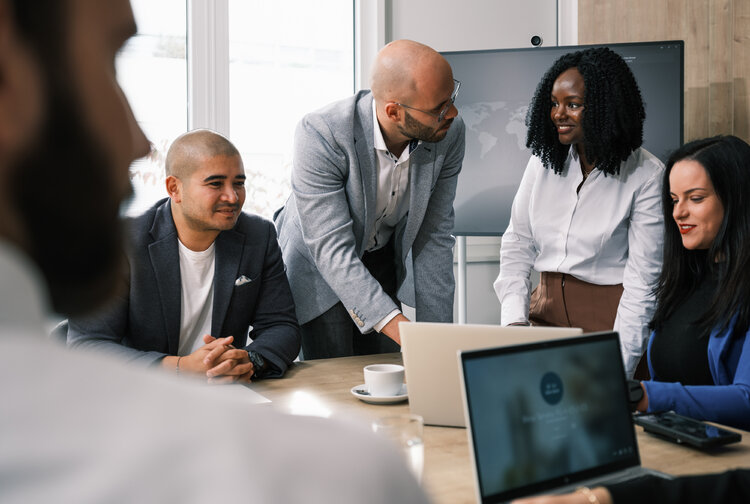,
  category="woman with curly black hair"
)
[494,47,665,378]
